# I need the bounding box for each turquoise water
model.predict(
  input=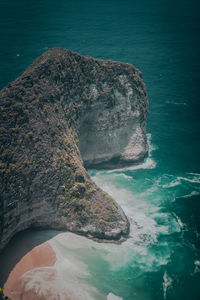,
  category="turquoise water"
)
[88,141,200,300]
[0,0,200,299]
